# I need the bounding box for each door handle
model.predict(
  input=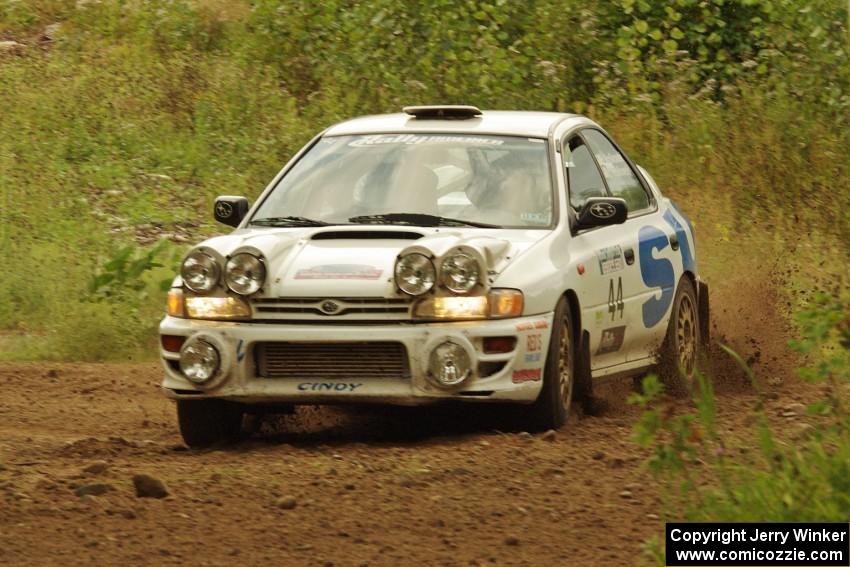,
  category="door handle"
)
[668,233,679,251]
[624,247,635,265]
